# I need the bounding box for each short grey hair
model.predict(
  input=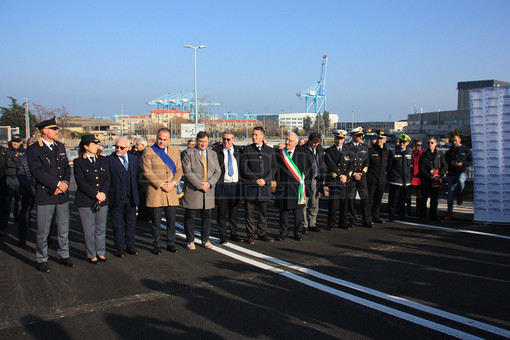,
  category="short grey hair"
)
[115,136,130,145]
[136,137,148,147]
[222,130,235,138]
